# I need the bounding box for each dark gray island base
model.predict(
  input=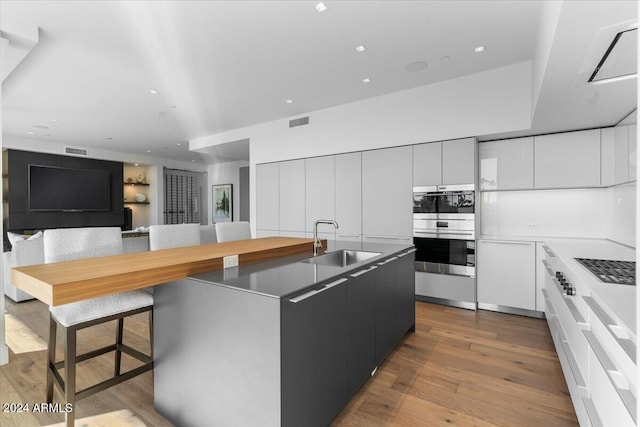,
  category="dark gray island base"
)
[153,240,416,427]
